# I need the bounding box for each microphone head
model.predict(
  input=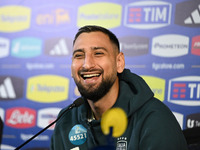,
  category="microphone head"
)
[73,98,84,107]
